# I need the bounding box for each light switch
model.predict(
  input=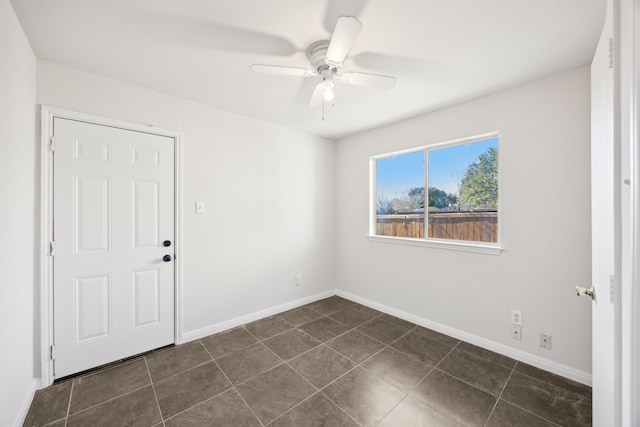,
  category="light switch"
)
[195,201,205,214]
